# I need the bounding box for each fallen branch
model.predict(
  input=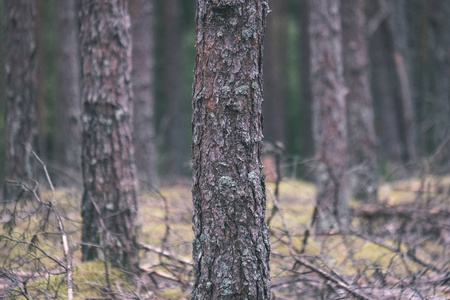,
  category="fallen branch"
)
[139,243,193,266]
[293,255,374,300]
